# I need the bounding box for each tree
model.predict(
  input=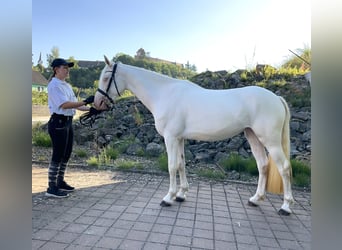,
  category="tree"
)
[67,56,79,69]
[282,46,311,71]
[46,46,60,68]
